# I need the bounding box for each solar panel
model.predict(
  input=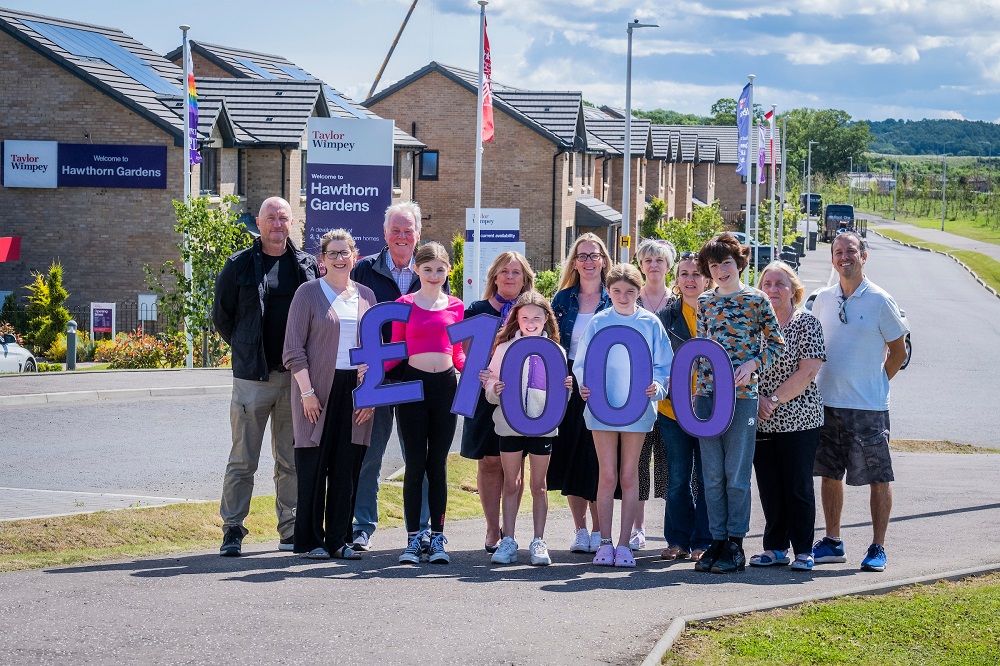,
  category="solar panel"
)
[322,85,367,120]
[234,57,278,79]
[22,20,182,96]
[275,64,314,81]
